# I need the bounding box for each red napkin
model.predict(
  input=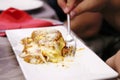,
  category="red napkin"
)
[0,8,54,36]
